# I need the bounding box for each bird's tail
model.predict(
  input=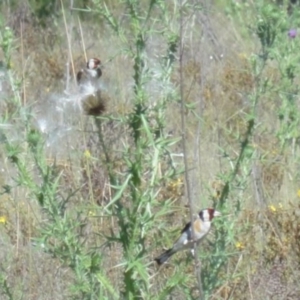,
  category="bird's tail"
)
[154,249,175,265]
